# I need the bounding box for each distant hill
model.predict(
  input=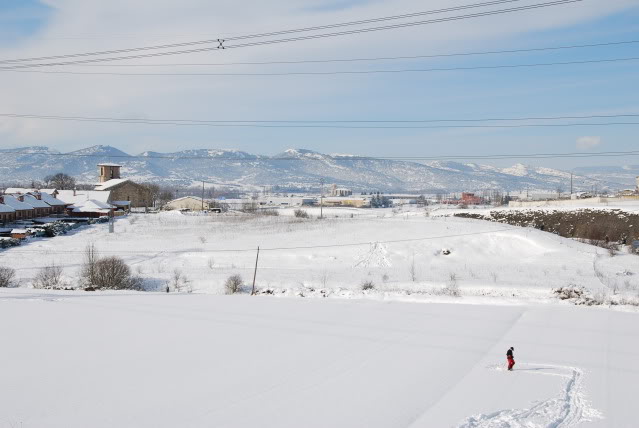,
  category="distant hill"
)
[0,145,629,192]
